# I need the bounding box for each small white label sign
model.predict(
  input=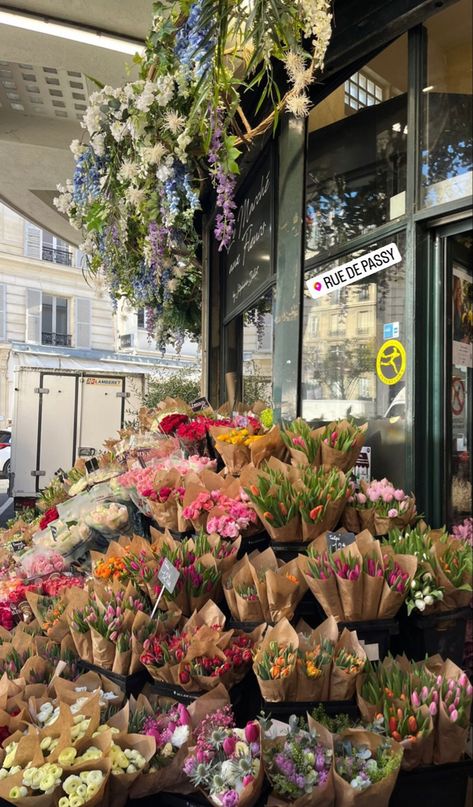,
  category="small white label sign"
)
[158,558,180,594]
[306,243,402,299]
